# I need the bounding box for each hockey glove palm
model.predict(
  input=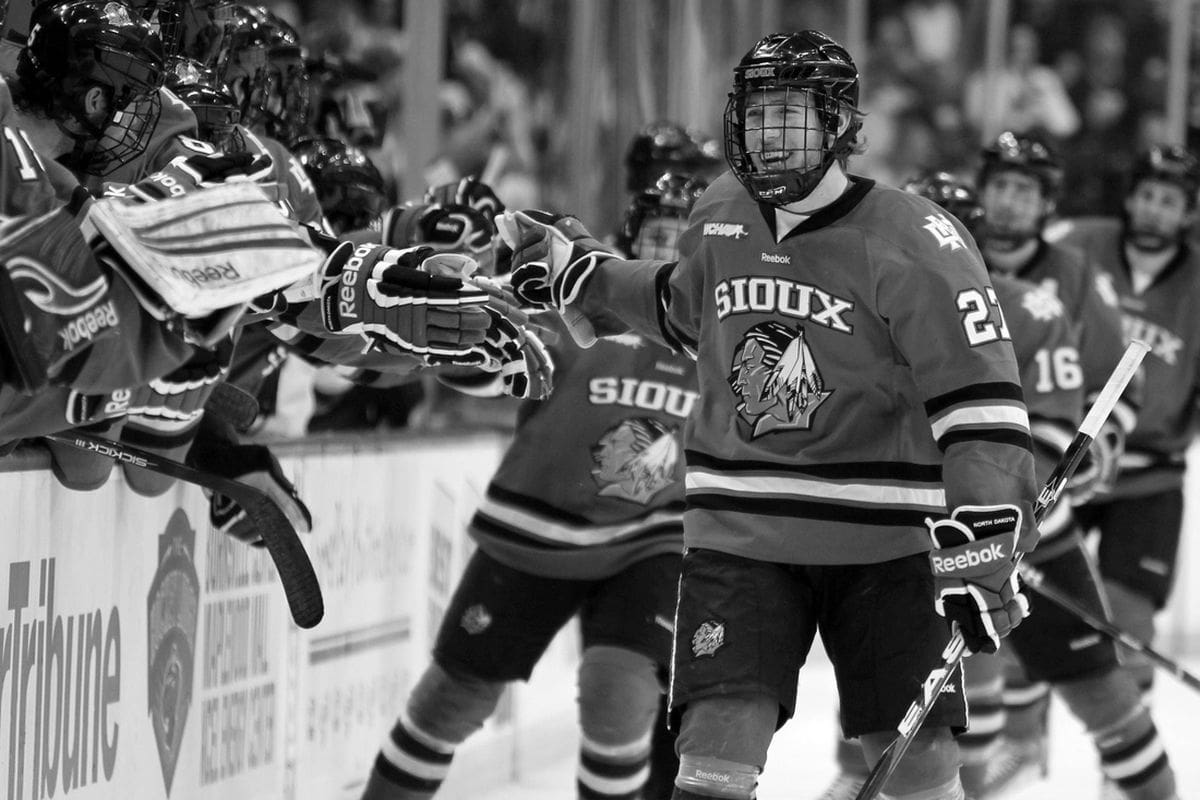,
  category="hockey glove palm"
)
[424,176,505,225]
[318,242,492,365]
[927,504,1030,654]
[498,209,617,312]
[190,443,312,546]
[381,202,495,256]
